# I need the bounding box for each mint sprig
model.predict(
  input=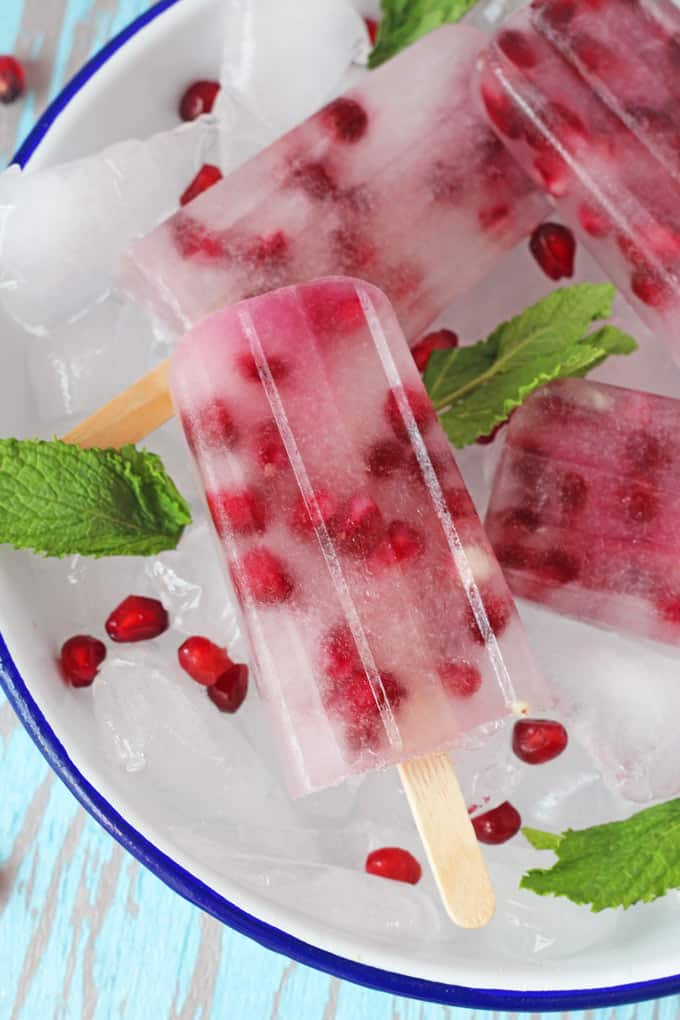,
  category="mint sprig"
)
[521,799,680,911]
[369,0,480,68]
[424,283,637,448]
[0,439,191,558]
